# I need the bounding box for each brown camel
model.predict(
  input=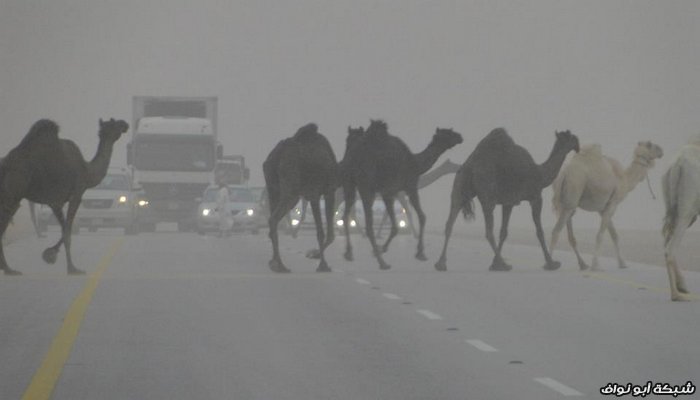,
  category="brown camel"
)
[342,120,463,270]
[263,123,338,273]
[0,118,129,275]
[435,128,579,272]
